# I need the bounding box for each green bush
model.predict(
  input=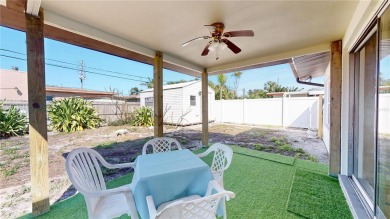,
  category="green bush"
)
[131,107,154,127]
[48,97,101,132]
[0,103,28,137]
